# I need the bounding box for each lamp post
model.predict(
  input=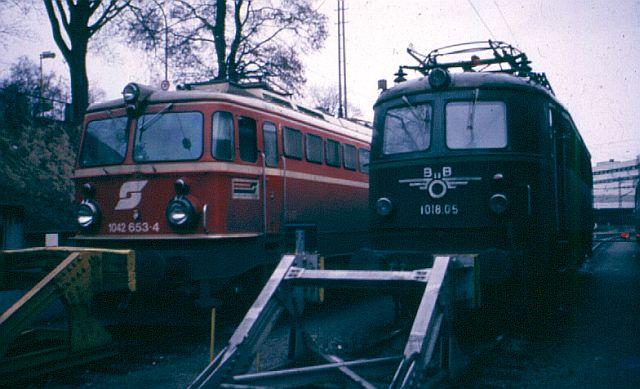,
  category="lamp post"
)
[39,51,56,115]
[152,0,170,91]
